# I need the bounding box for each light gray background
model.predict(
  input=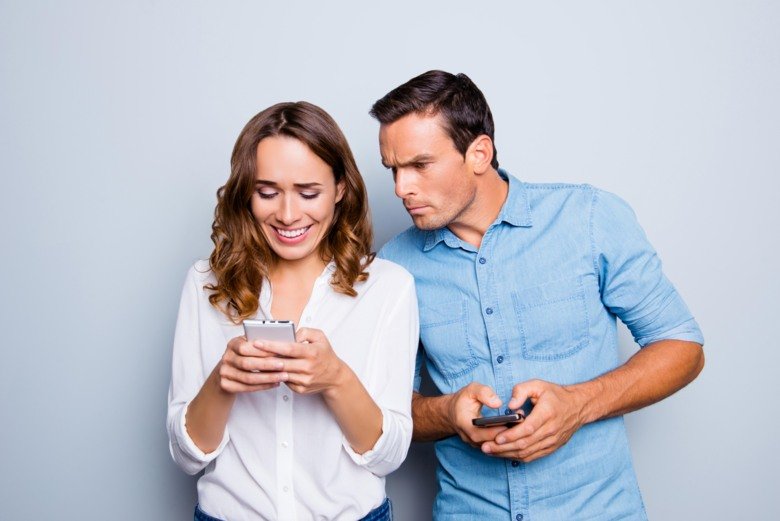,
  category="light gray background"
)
[1,1,777,519]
